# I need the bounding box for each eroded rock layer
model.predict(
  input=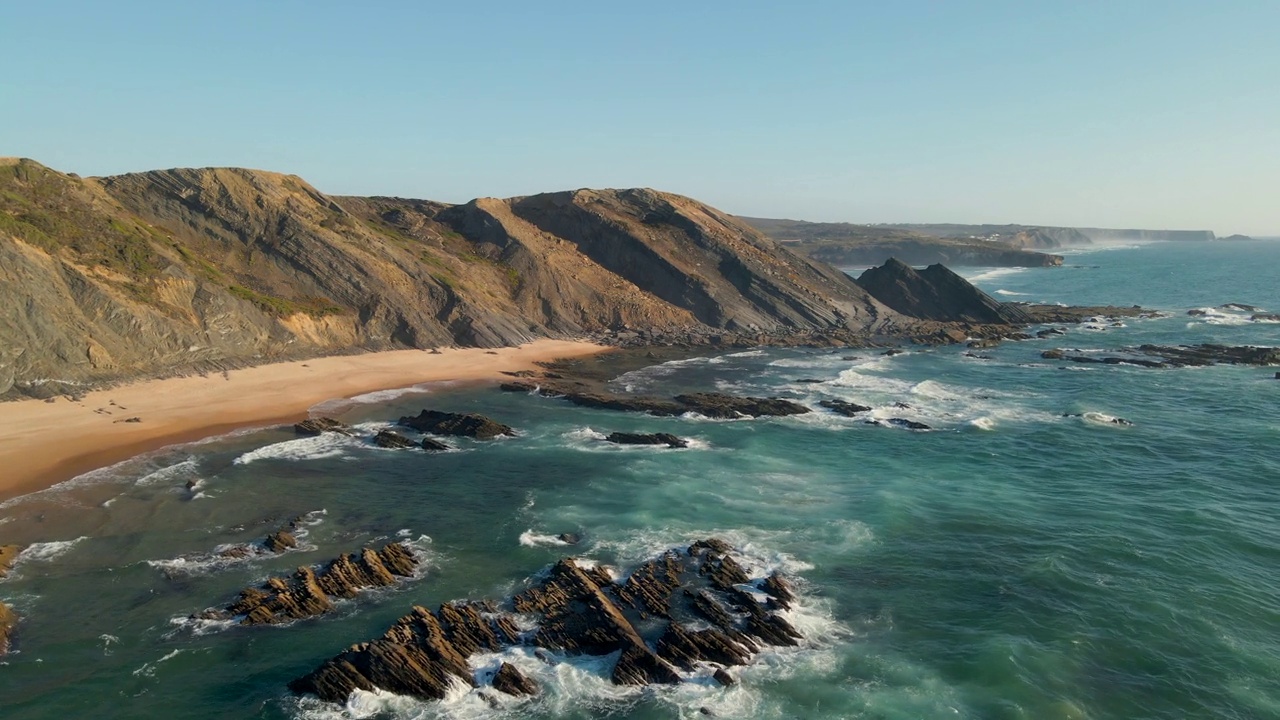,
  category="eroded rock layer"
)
[291,539,802,705]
